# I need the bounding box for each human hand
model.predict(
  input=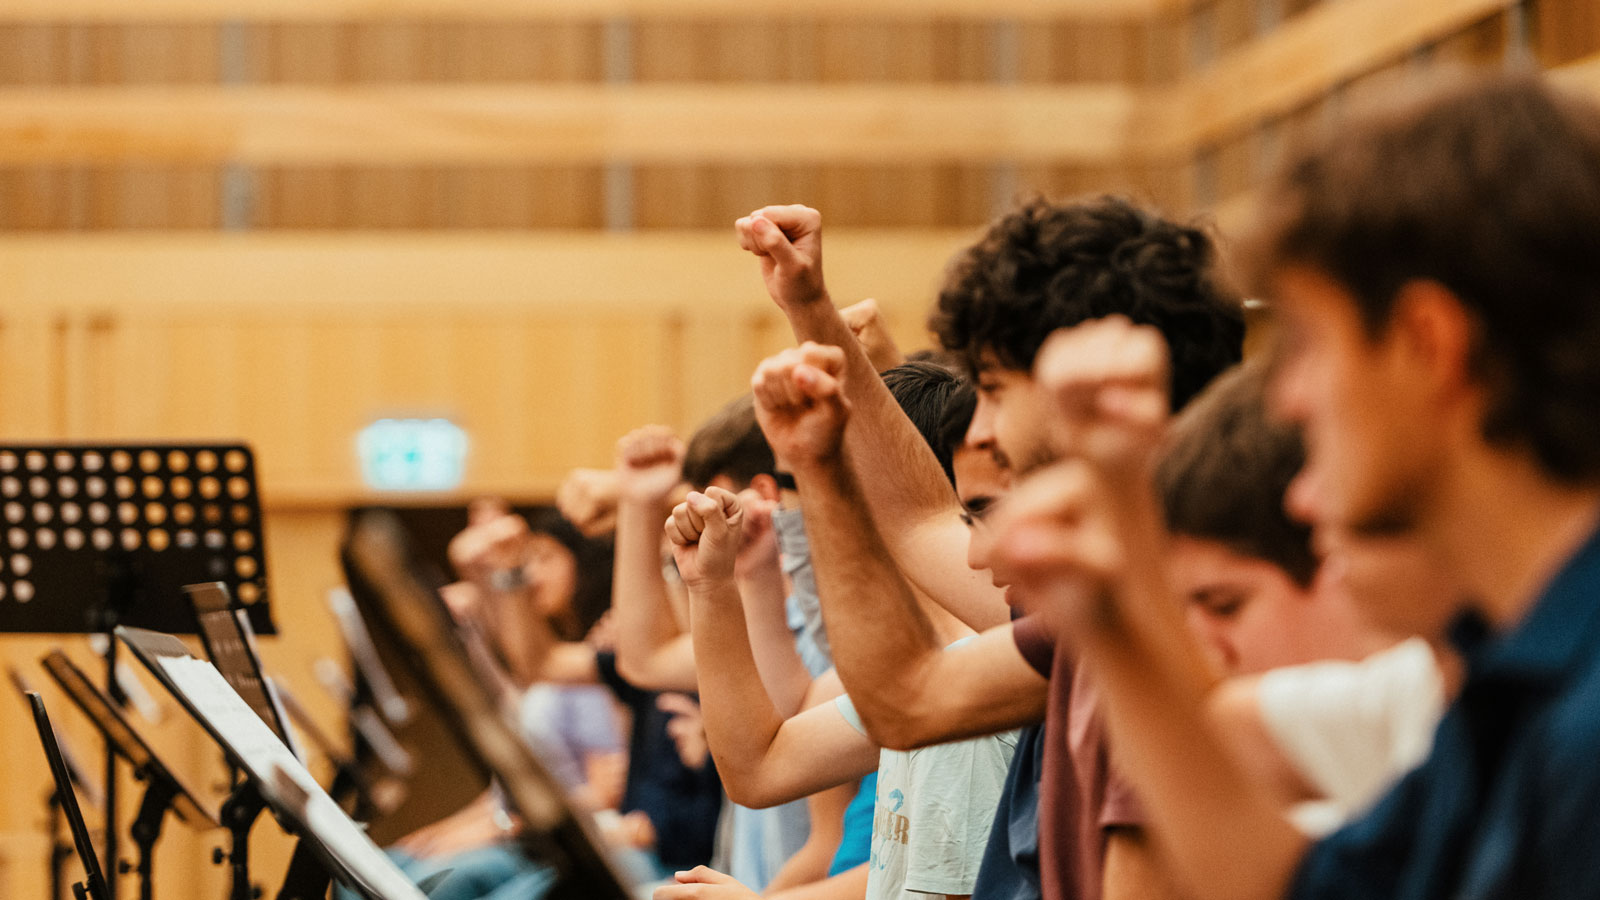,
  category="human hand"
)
[734,204,828,312]
[557,468,620,537]
[732,489,779,584]
[840,298,904,372]
[989,460,1127,637]
[658,693,711,770]
[653,867,761,900]
[447,505,533,597]
[1034,315,1171,484]
[664,487,745,589]
[750,342,851,469]
[616,426,686,505]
